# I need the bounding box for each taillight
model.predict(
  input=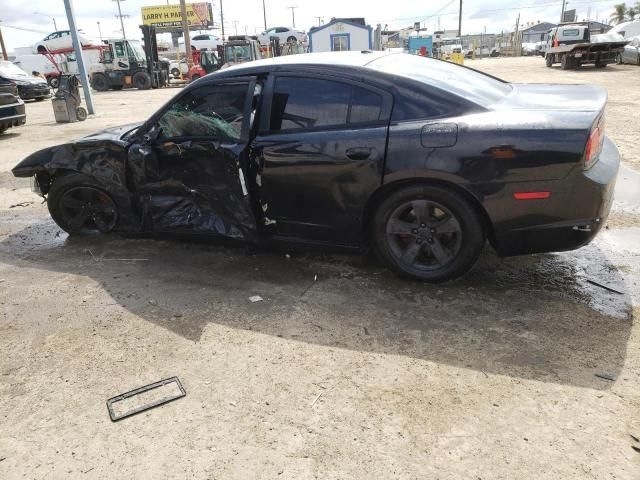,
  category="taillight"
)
[584,117,604,170]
